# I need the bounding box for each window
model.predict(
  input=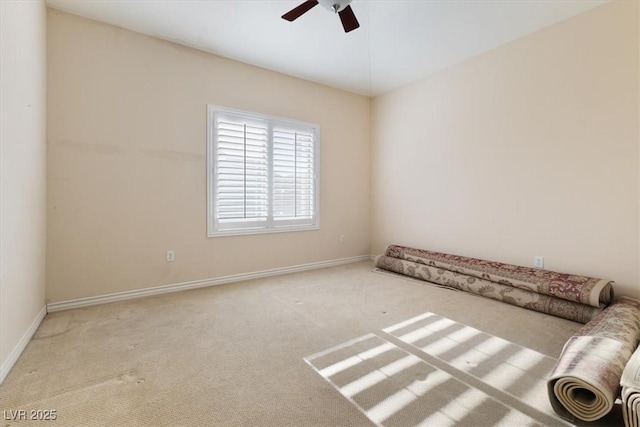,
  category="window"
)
[207,105,319,237]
